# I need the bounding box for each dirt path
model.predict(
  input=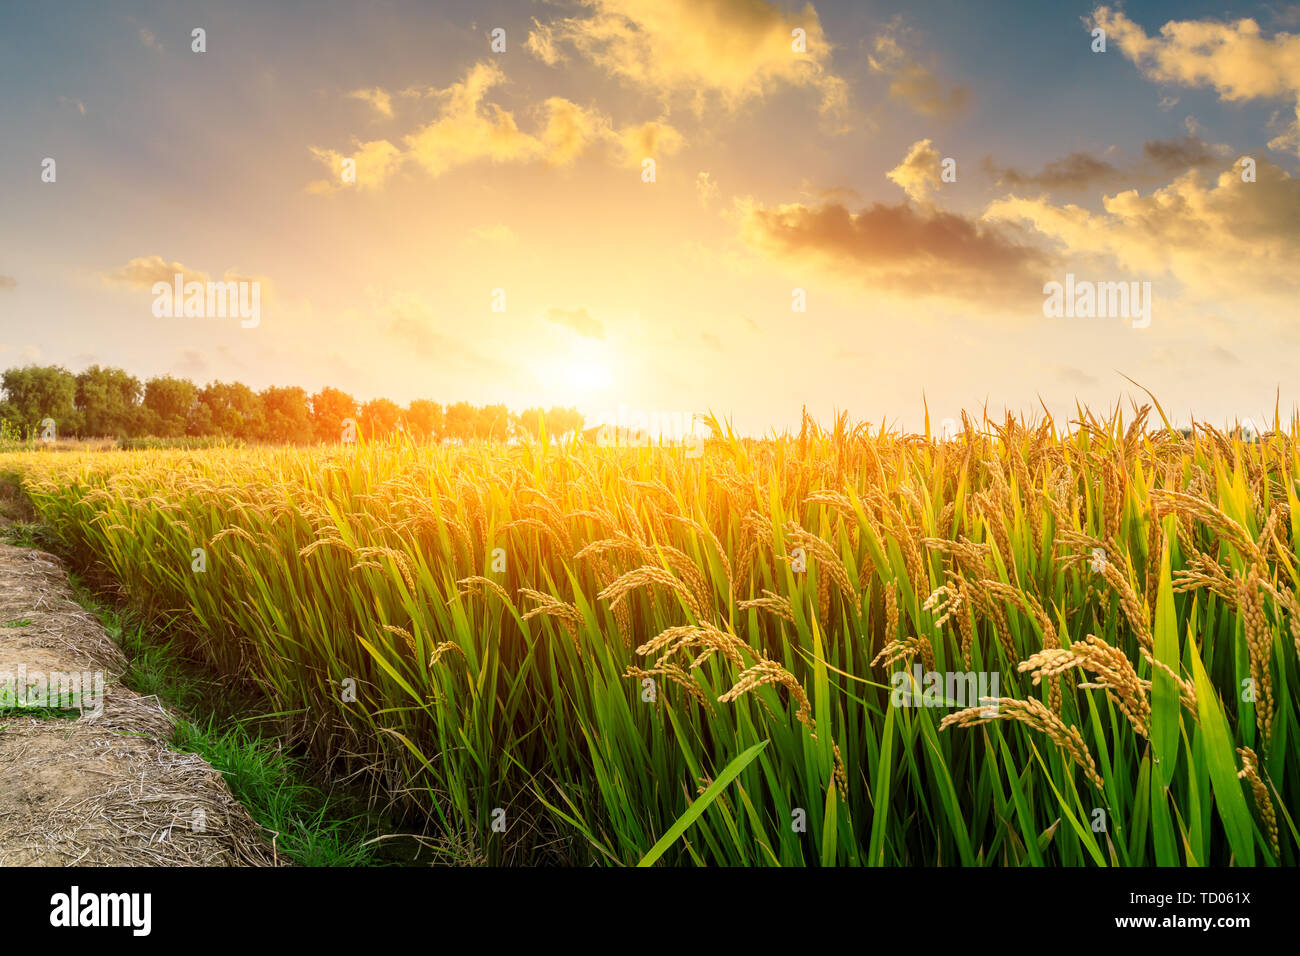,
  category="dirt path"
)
[0,539,275,865]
